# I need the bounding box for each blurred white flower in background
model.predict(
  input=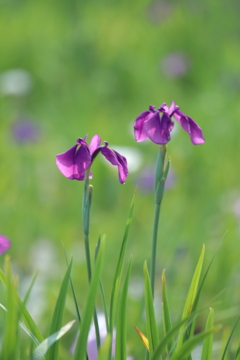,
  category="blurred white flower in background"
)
[103,146,143,173]
[71,313,133,359]
[0,69,33,96]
